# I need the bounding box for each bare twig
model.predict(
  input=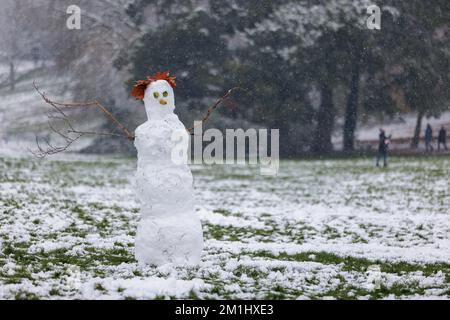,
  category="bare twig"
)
[187,87,248,135]
[33,81,135,141]
[90,100,135,140]
[28,132,83,158]
[31,81,135,157]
